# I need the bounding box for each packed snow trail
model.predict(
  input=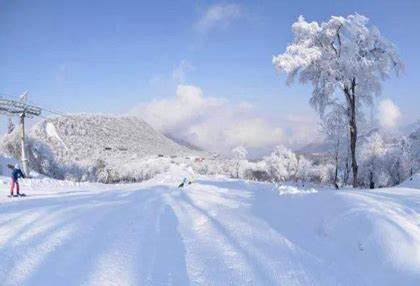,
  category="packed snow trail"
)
[0,175,419,286]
